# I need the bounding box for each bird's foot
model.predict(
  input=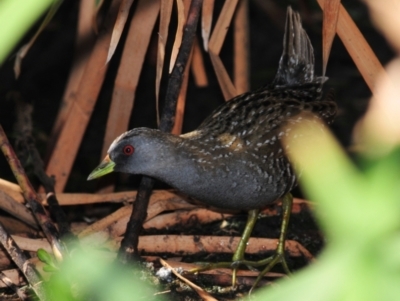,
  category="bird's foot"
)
[234,249,291,293]
[187,250,290,291]
[188,194,293,293]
